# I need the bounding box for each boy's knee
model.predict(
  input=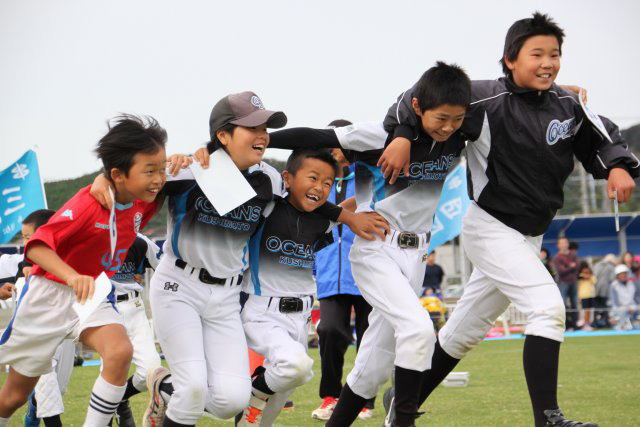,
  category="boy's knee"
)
[0,388,30,414]
[287,352,314,386]
[102,340,133,370]
[317,321,344,342]
[399,315,435,356]
[269,351,314,391]
[207,380,251,419]
[525,299,566,341]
